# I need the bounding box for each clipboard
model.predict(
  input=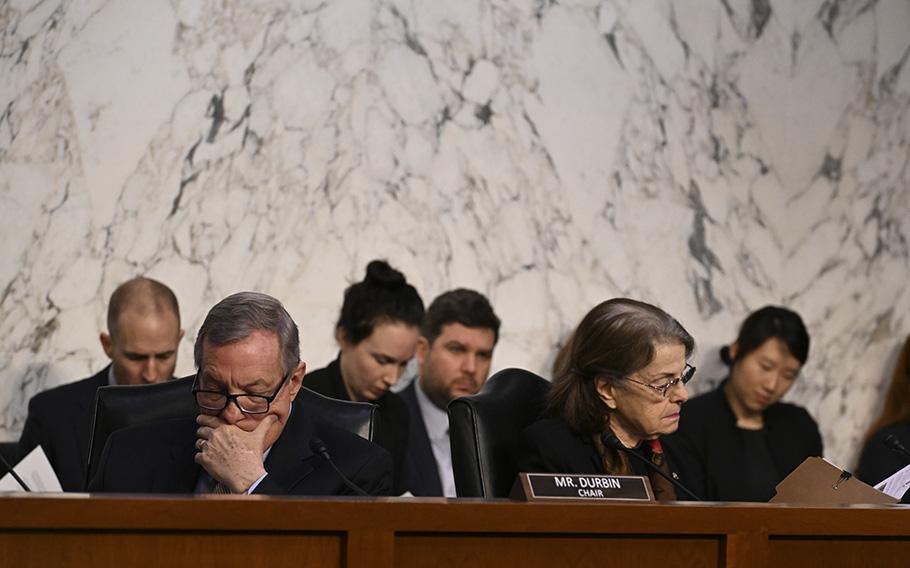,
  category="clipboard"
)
[769,457,898,505]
